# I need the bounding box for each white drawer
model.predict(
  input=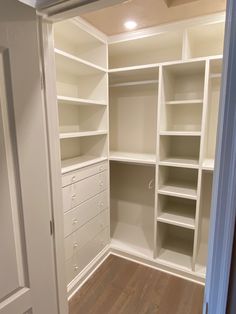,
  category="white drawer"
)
[64,190,108,237]
[64,210,109,261]
[62,161,108,187]
[65,227,109,285]
[62,171,108,212]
